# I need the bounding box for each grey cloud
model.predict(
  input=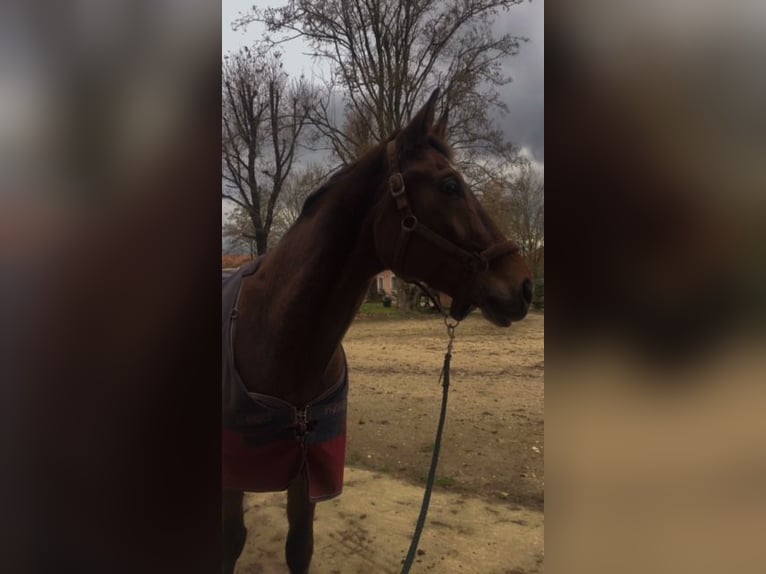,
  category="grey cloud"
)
[492,1,544,164]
